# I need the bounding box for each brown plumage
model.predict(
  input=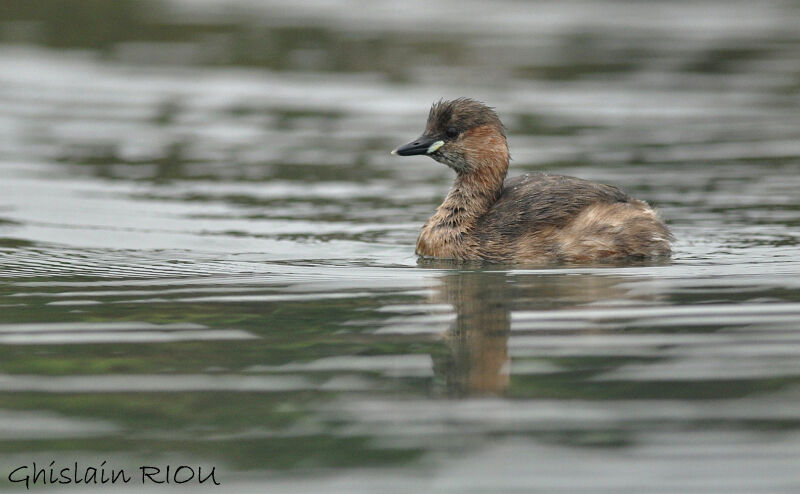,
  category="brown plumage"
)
[392,98,673,263]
